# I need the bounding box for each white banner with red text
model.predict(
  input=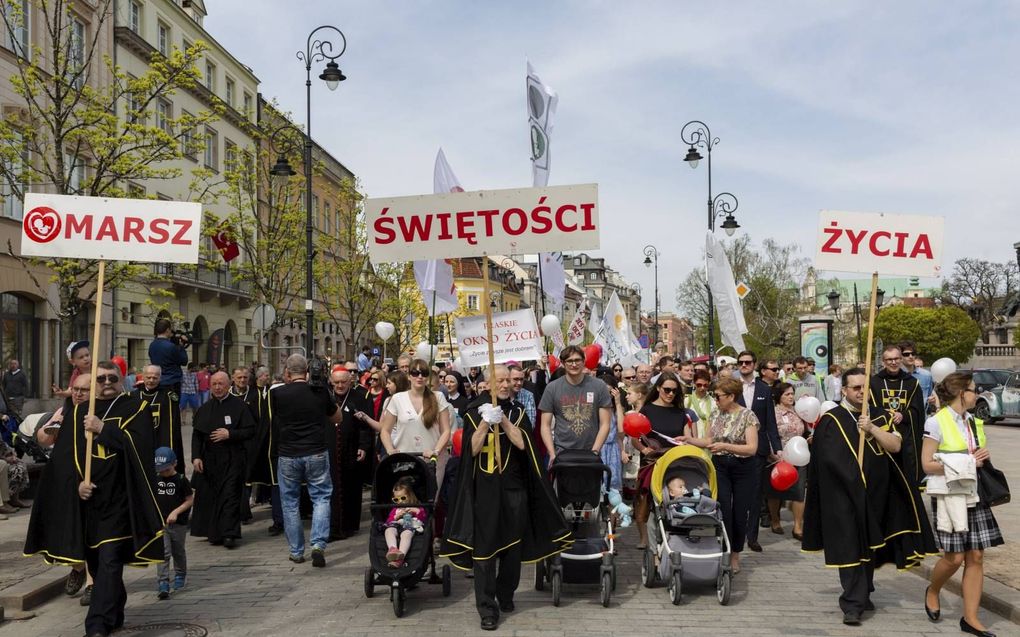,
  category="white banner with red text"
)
[20,193,202,263]
[454,309,543,368]
[814,209,944,277]
[366,184,599,263]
